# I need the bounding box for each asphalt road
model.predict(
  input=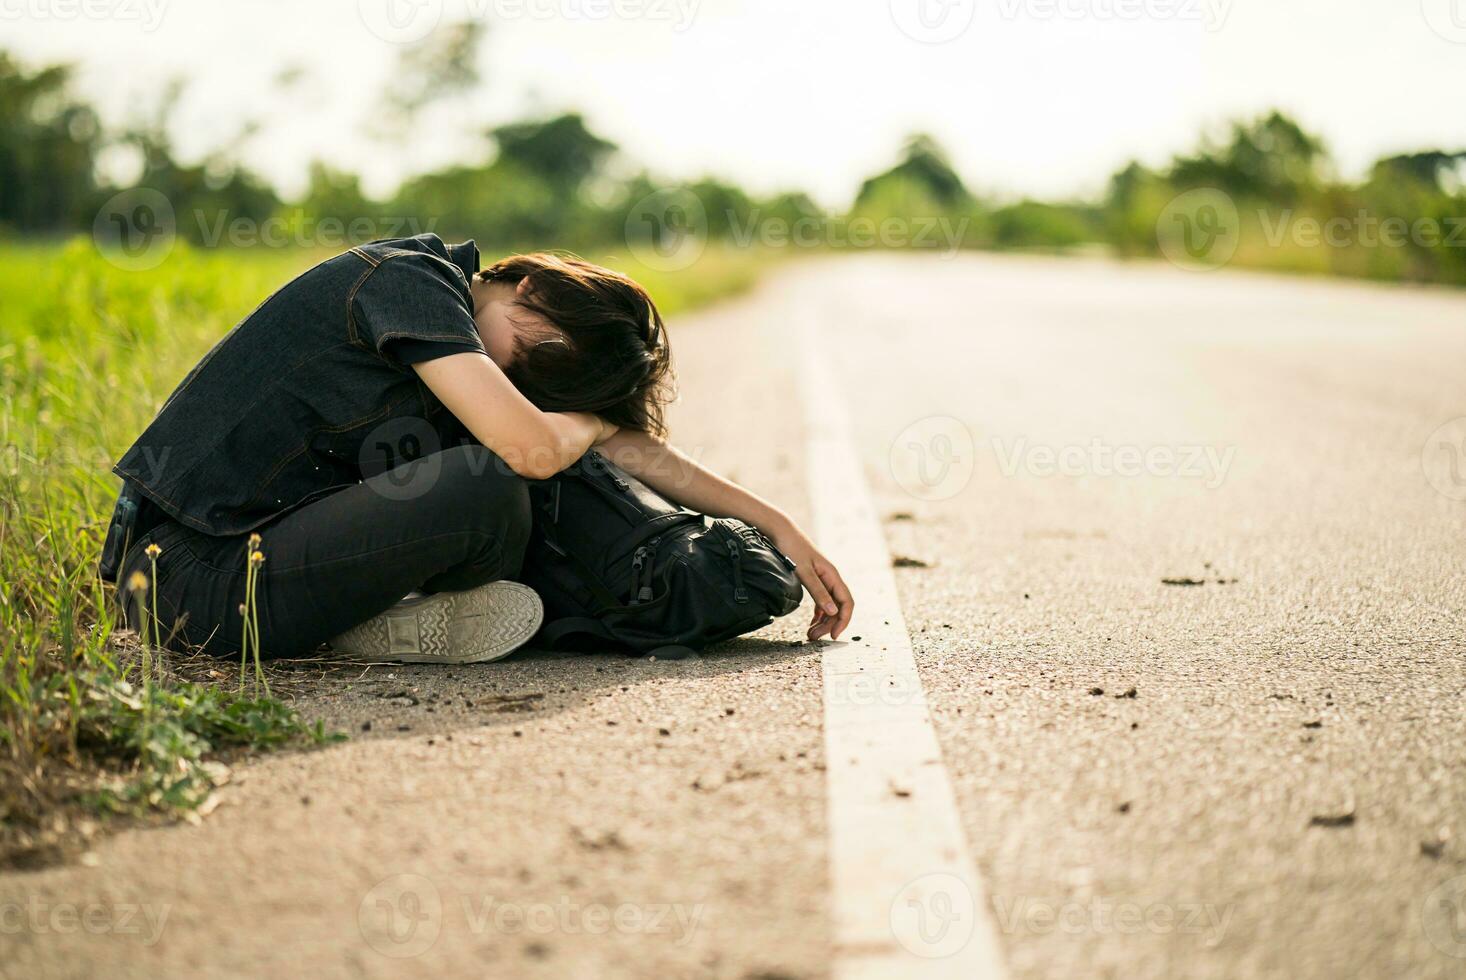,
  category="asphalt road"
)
[3,253,1464,979]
